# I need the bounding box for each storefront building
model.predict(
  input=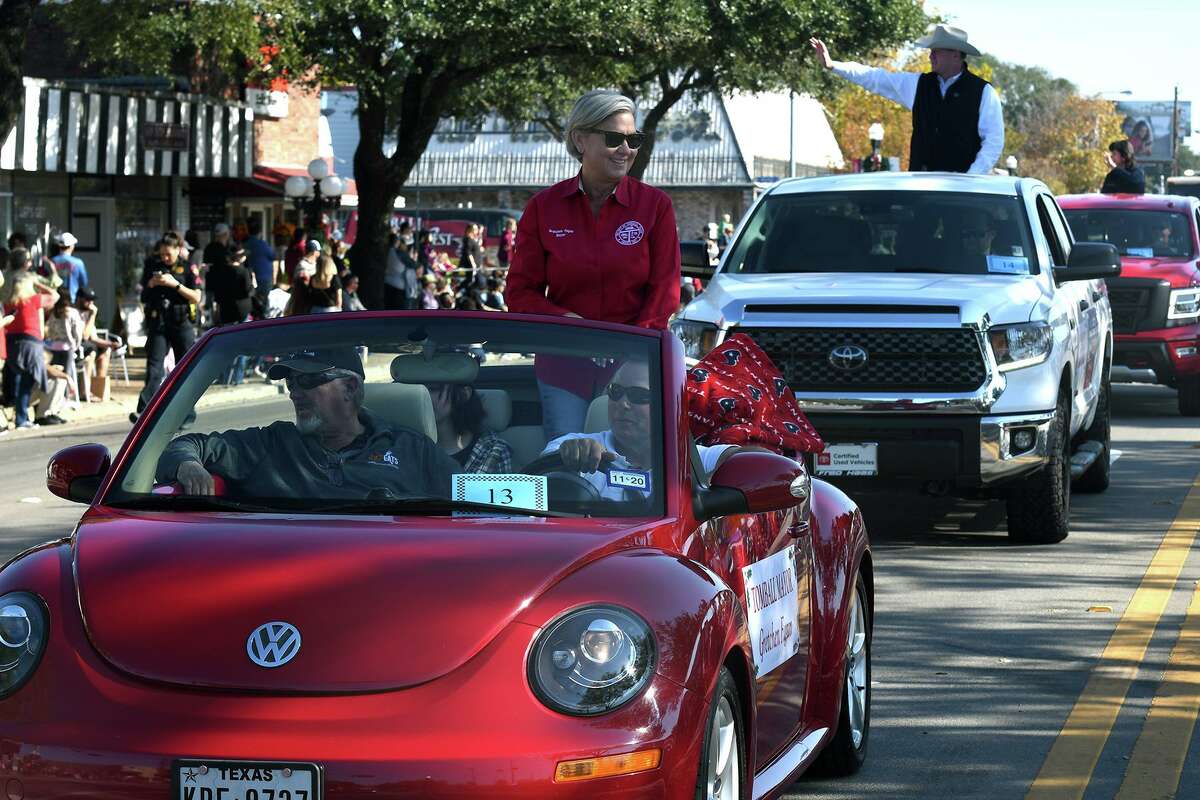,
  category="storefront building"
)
[0,77,255,324]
